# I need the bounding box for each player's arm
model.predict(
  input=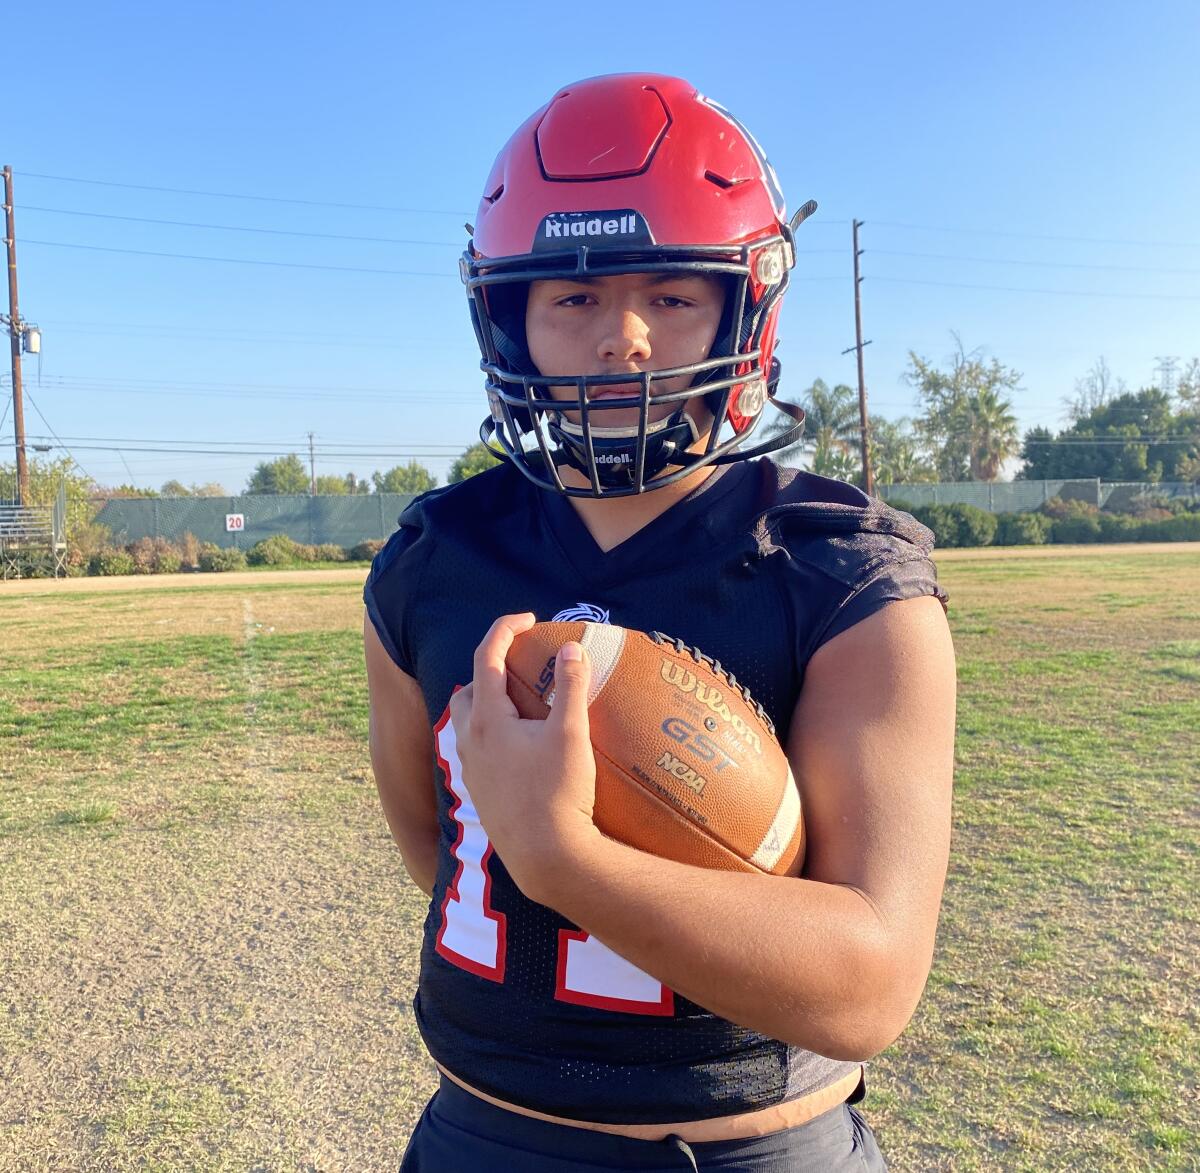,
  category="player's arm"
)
[364,613,439,897]
[457,600,955,1061]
